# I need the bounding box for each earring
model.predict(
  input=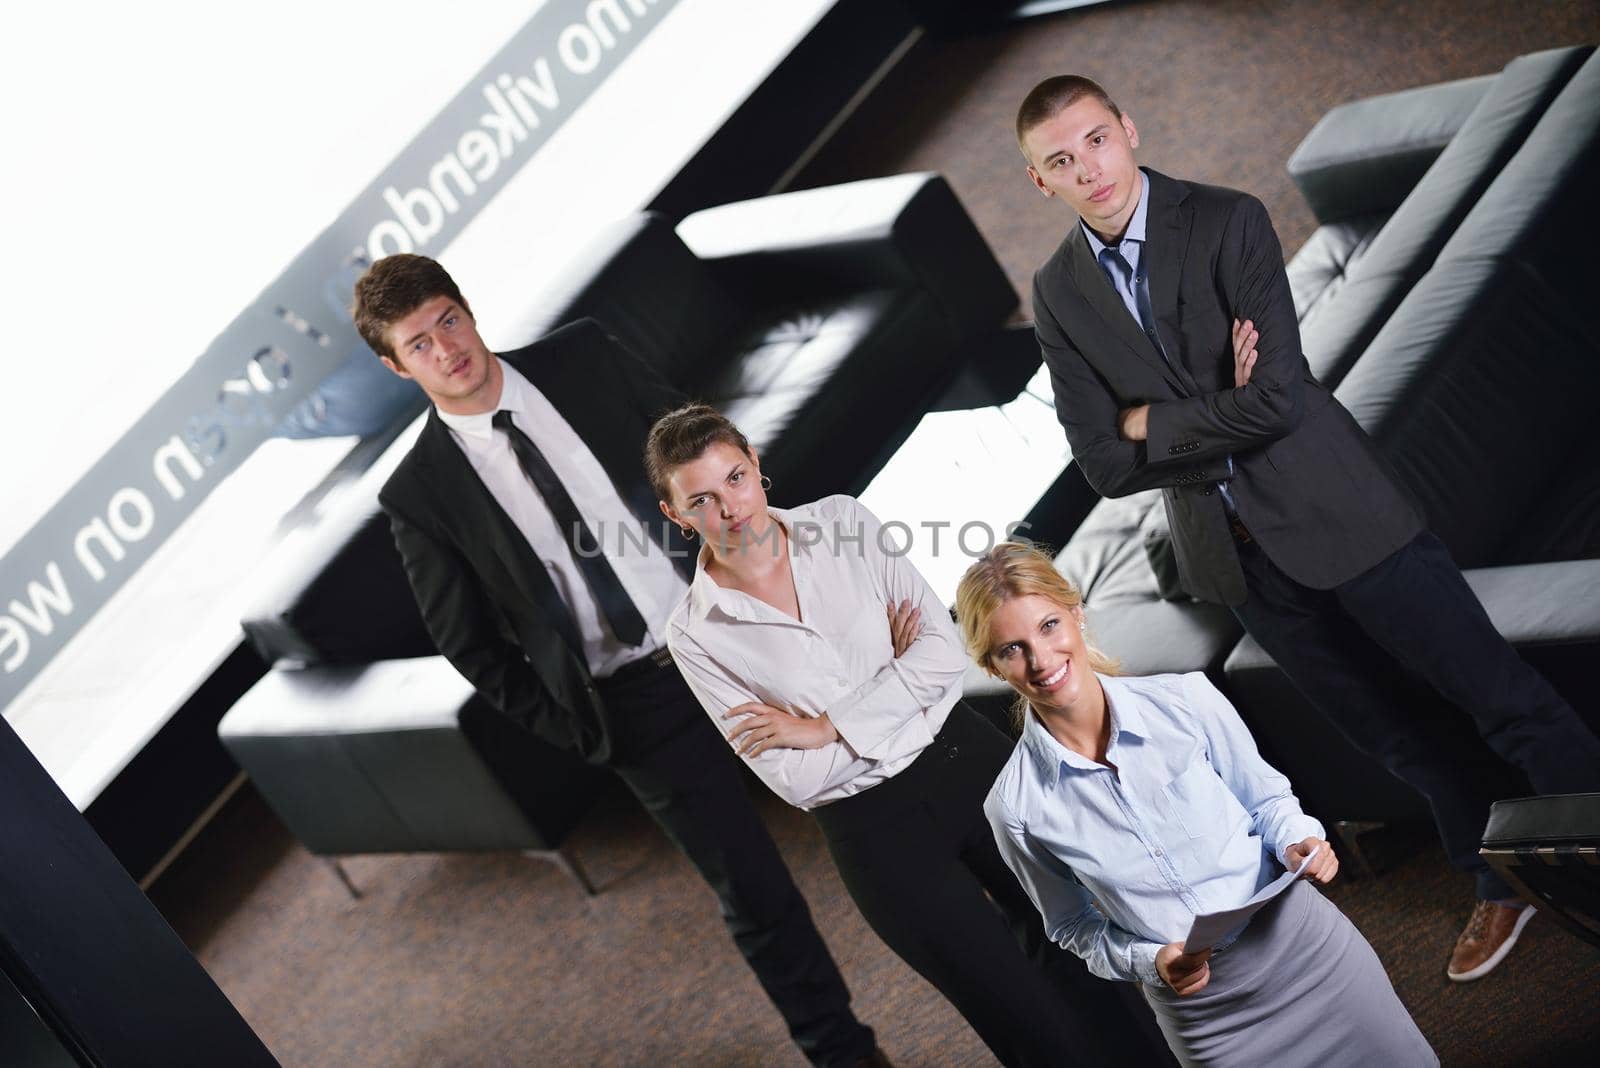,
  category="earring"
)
[680,525,697,540]
[1079,620,1087,631]
[759,475,772,490]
